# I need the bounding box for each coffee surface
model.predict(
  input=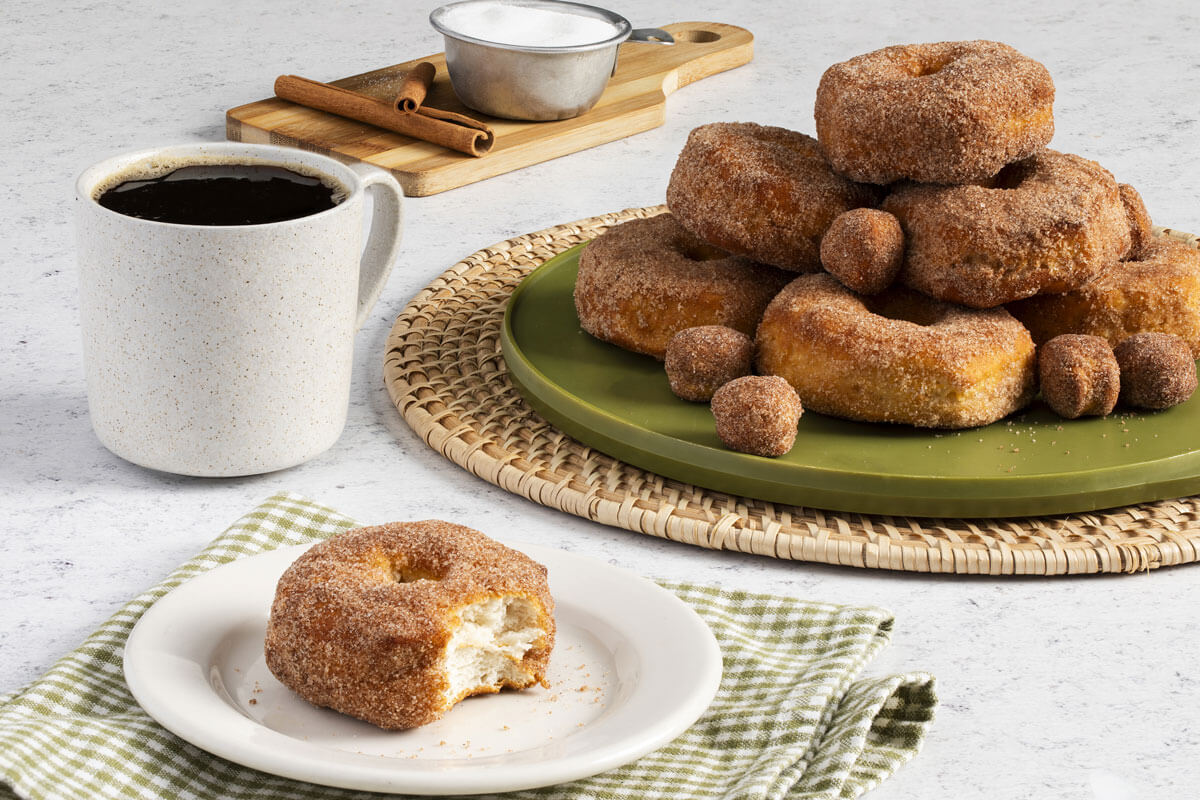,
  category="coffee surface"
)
[97,164,341,225]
